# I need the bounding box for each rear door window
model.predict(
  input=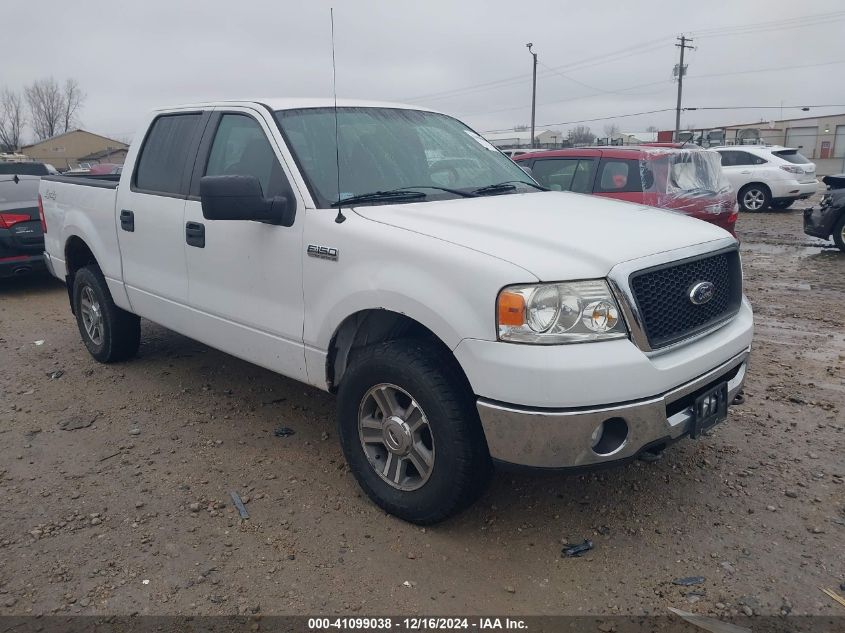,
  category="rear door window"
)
[134,113,203,196]
[595,159,642,193]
